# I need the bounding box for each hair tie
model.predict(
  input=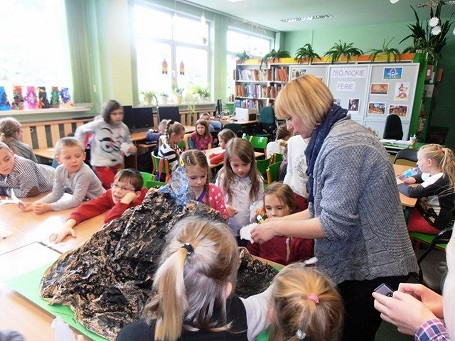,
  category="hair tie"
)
[296,329,306,339]
[169,120,175,125]
[181,243,194,255]
[307,294,319,304]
